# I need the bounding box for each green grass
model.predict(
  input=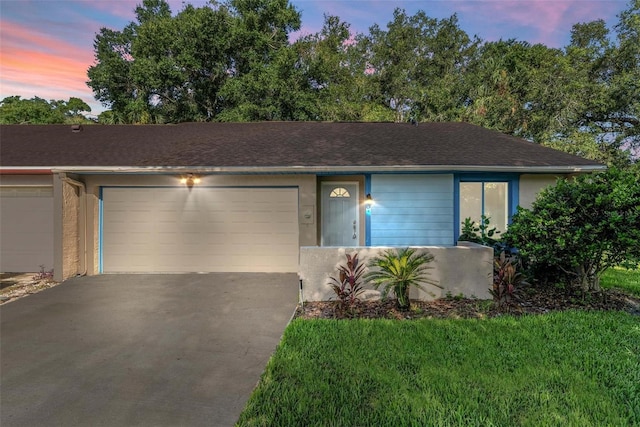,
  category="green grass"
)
[237,311,640,426]
[601,267,640,296]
